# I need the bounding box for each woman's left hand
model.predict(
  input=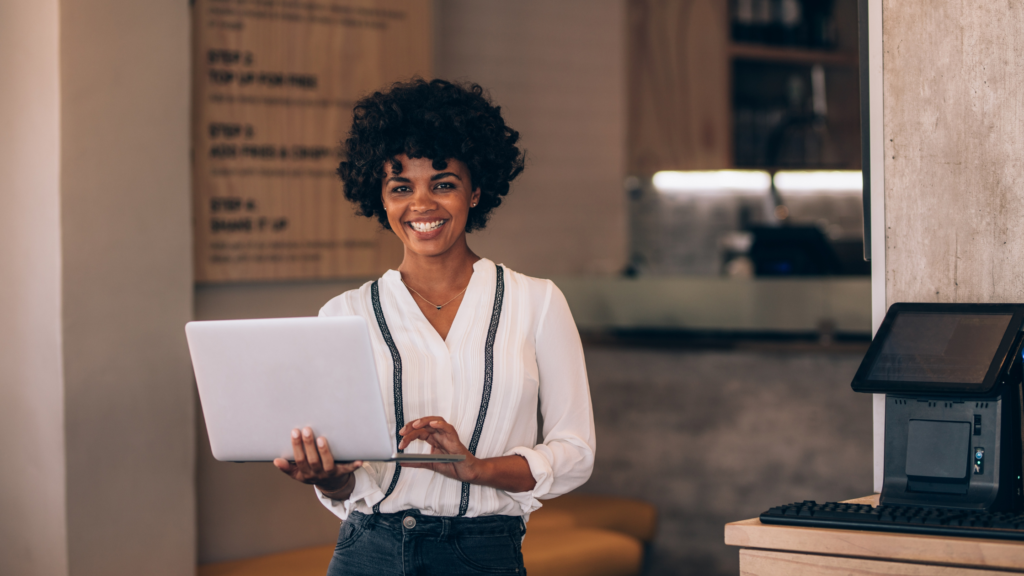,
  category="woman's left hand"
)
[398,416,480,482]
